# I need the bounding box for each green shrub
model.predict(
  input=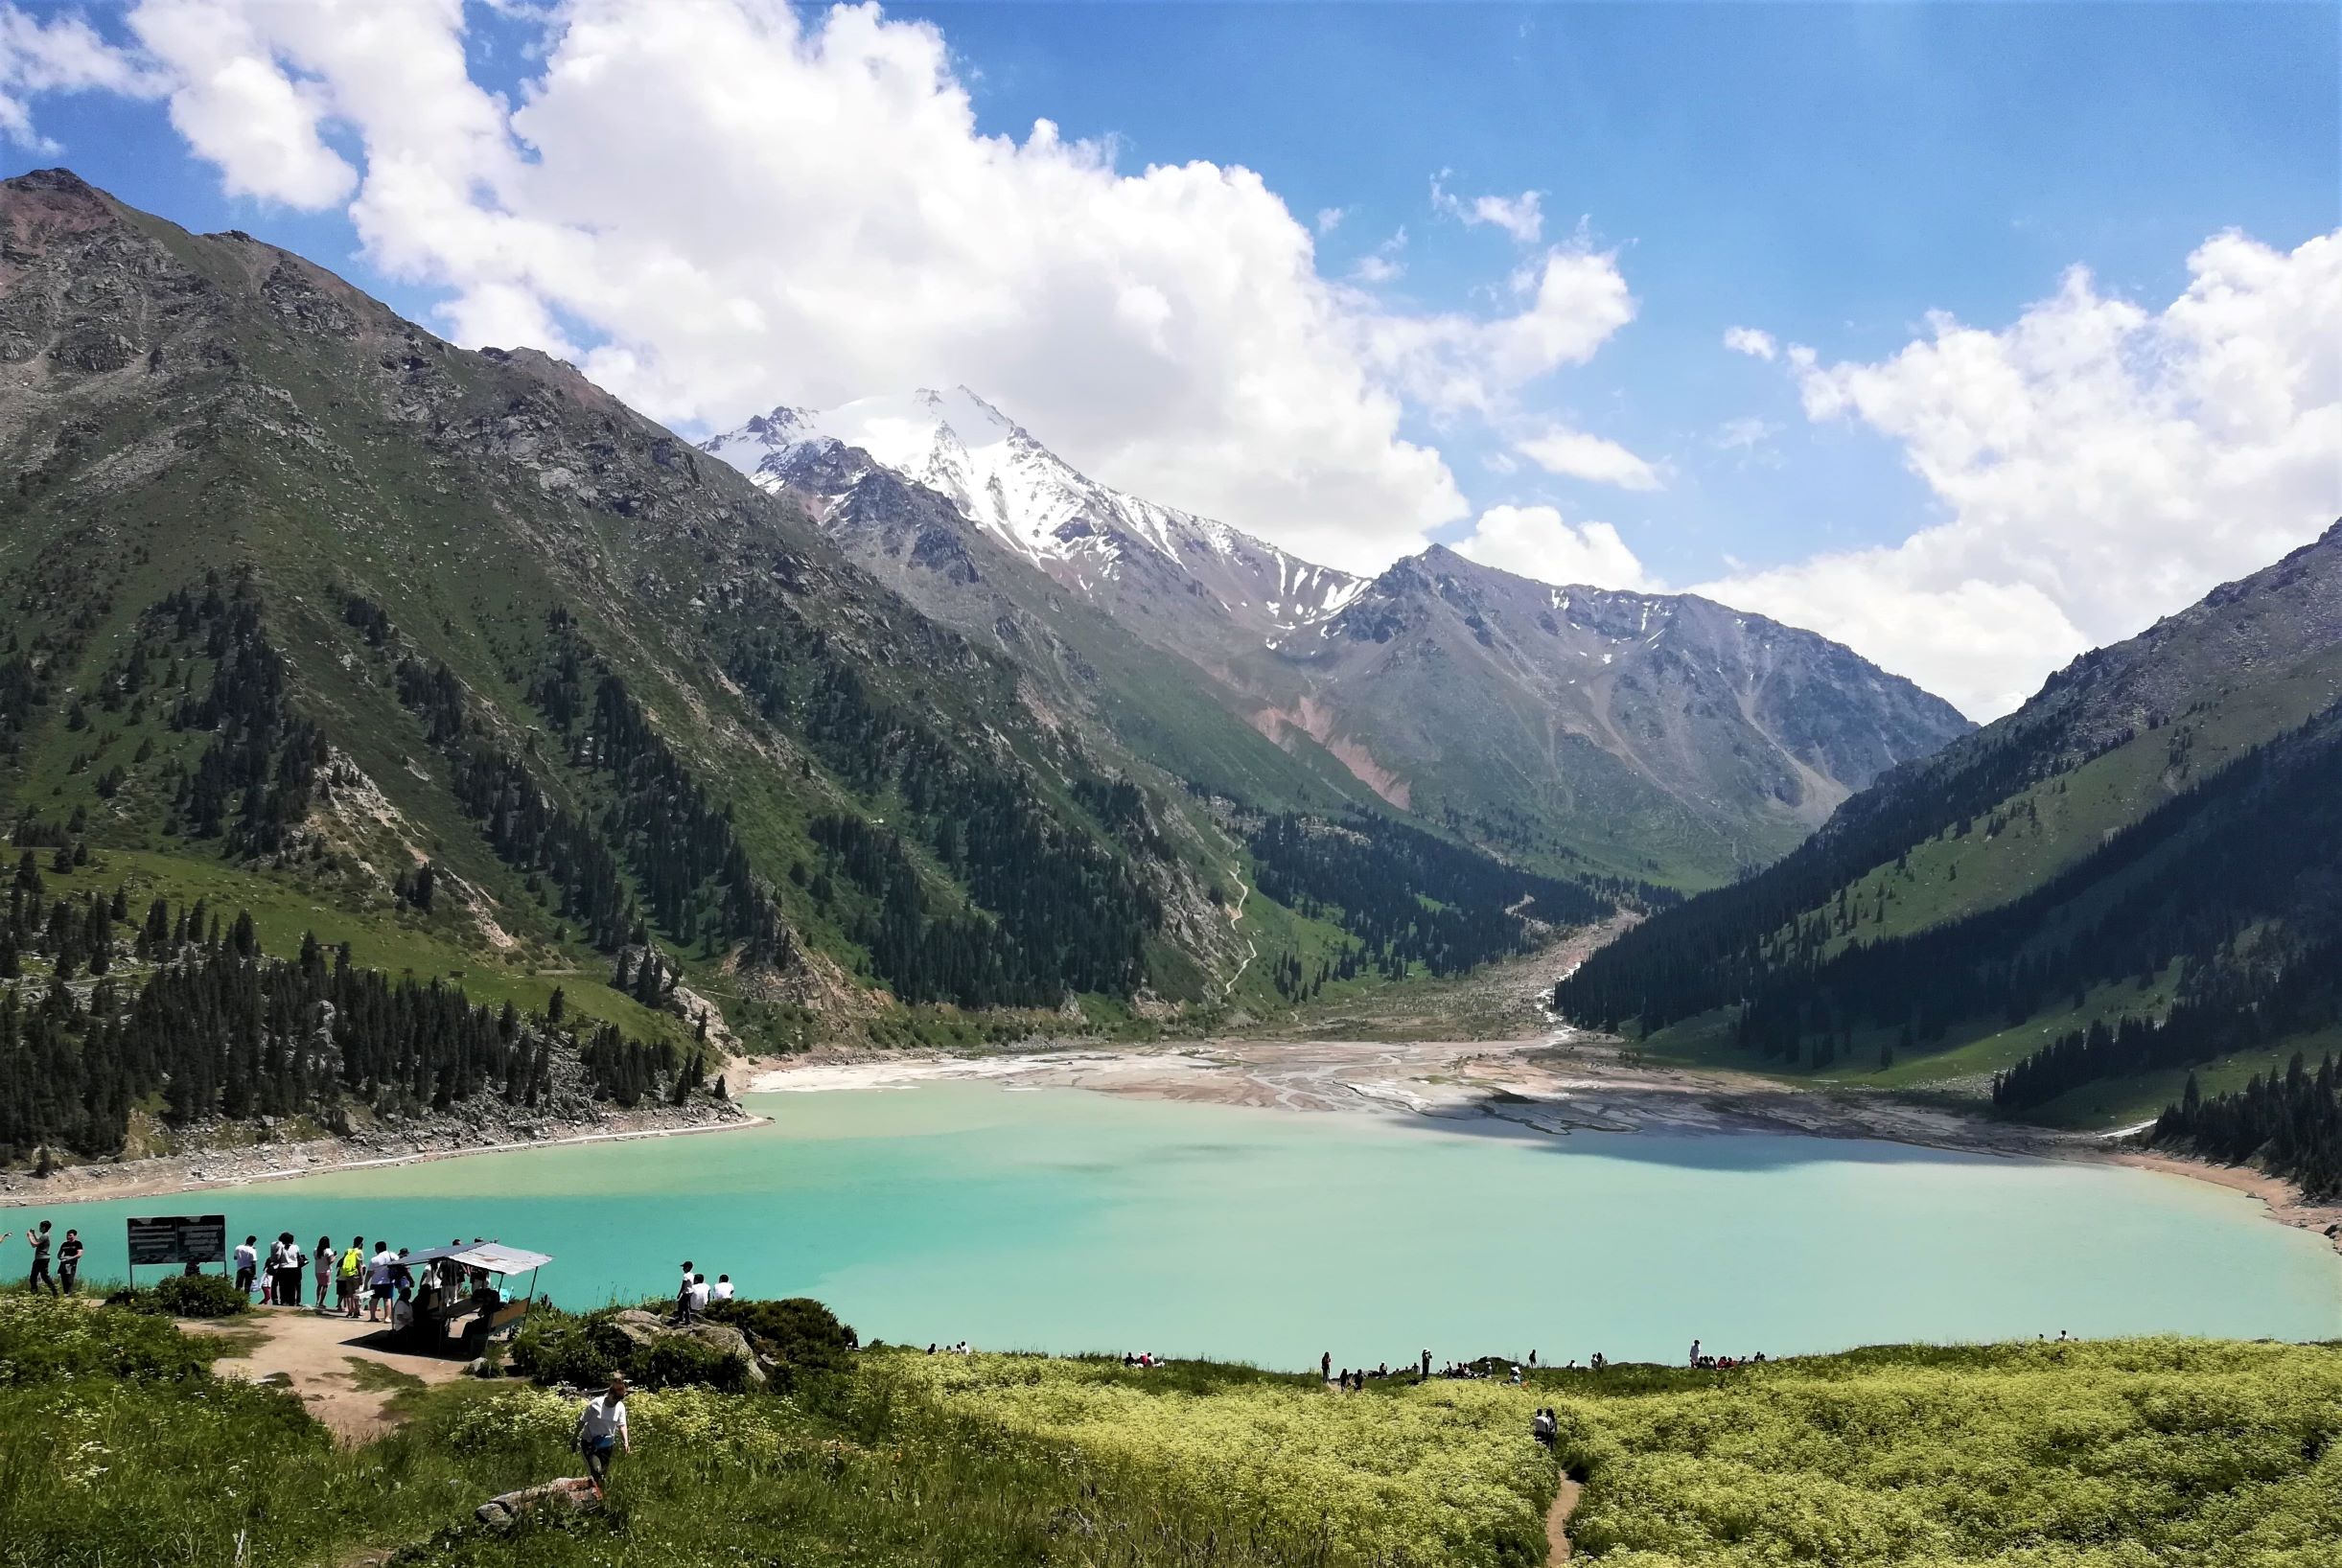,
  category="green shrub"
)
[149,1272,251,1319]
[507,1310,618,1388]
[706,1295,856,1357]
[707,1295,856,1391]
[0,1296,212,1385]
[510,1308,754,1394]
[638,1334,749,1393]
